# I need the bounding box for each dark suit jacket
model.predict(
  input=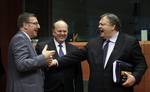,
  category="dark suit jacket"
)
[36,38,83,92]
[7,31,47,92]
[58,32,147,92]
